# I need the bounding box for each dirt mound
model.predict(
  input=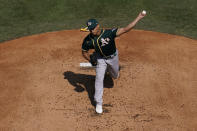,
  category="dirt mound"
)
[0,30,197,131]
